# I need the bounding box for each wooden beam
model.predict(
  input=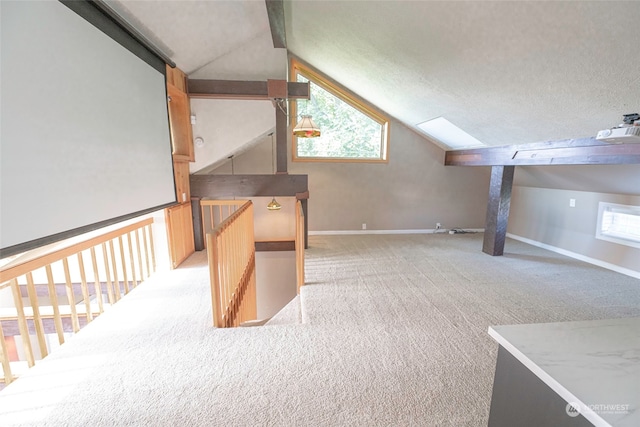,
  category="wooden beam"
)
[265,0,286,48]
[276,103,288,173]
[445,137,640,166]
[483,166,515,256]
[188,79,309,100]
[255,240,295,252]
[190,174,308,198]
